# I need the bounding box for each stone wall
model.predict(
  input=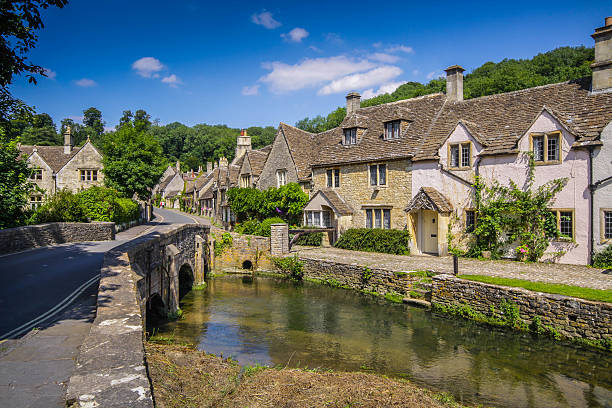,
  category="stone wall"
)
[431,274,612,343]
[257,129,299,190]
[56,142,104,192]
[311,158,412,231]
[0,222,115,255]
[66,223,209,408]
[212,227,273,272]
